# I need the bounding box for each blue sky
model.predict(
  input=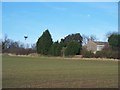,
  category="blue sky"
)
[2,2,118,44]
